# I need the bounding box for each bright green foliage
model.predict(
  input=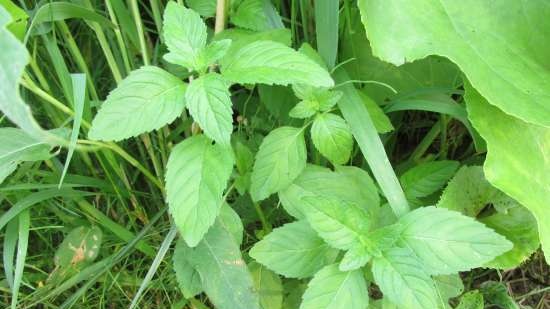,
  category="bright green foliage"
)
[434,274,464,309]
[173,239,202,298]
[300,264,368,309]
[480,206,539,269]
[165,135,234,247]
[184,220,260,309]
[186,0,216,17]
[400,160,459,199]
[197,39,232,70]
[162,2,207,70]
[2,1,549,308]
[0,128,53,184]
[372,247,438,309]
[249,221,339,278]
[0,7,50,140]
[221,41,334,87]
[231,0,270,31]
[279,165,379,219]
[289,89,342,119]
[340,9,461,104]
[249,261,284,309]
[185,73,233,145]
[339,244,370,271]
[0,0,27,39]
[310,113,353,165]
[358,0,550,127]
[303,196,372,250]
[438,166,540,268]
[456,291,484,309]
[250,127,306,201]
[358,92,394,133]
[397,206,512,274]
[465,83,550,261]
[89,66,187,141]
